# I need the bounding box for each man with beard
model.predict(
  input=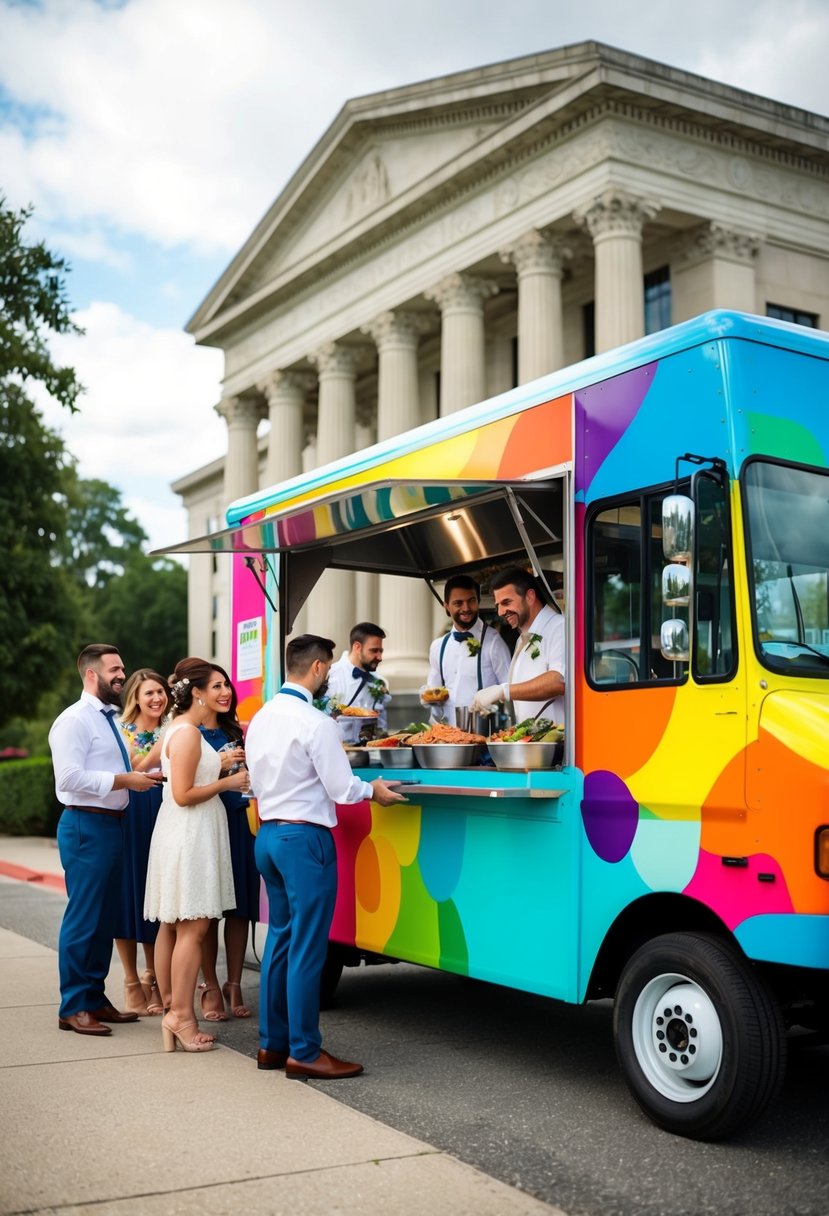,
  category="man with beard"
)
[326,622,390,743]
[49,644,164,1035]
[246,634,405,1080]
[422,575,511,725]
[470,567,566,726]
